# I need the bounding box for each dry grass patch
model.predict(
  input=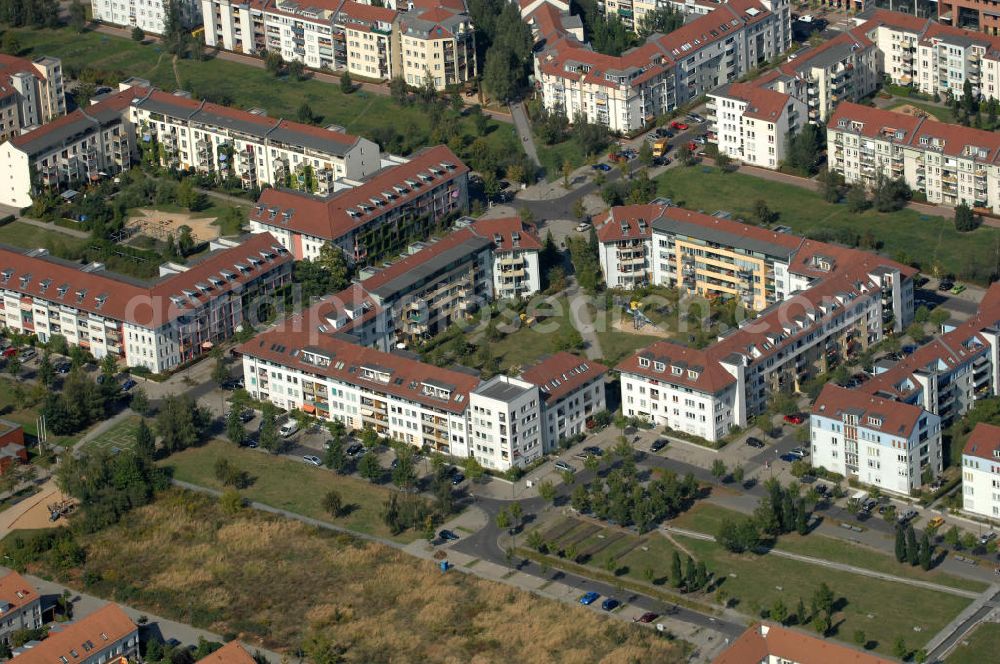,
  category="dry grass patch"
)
[30,491,687,662]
